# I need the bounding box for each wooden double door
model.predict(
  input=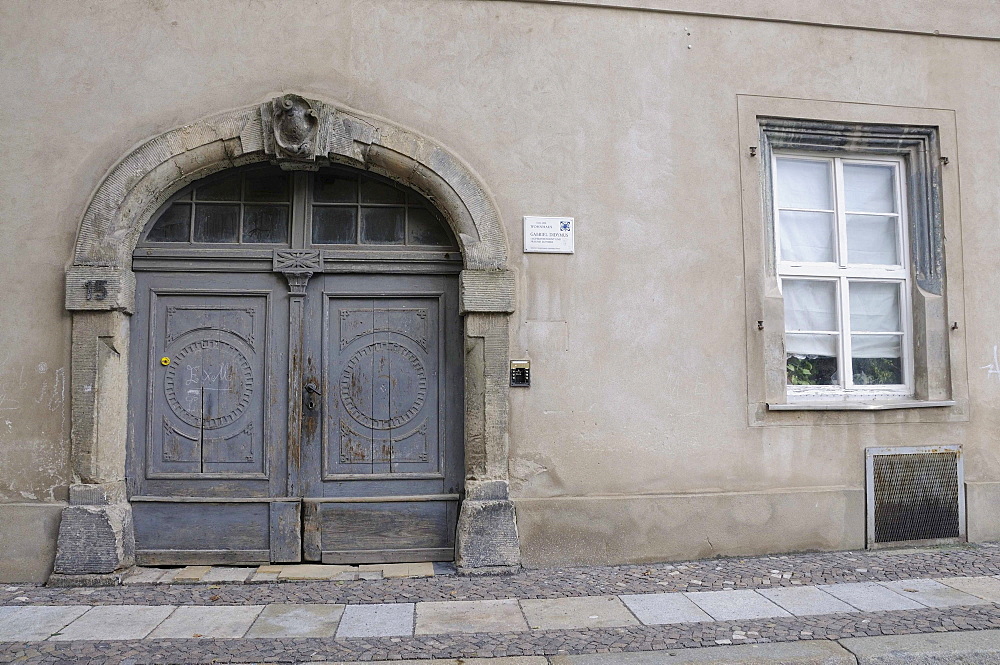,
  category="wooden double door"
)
[129,271,463,565]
